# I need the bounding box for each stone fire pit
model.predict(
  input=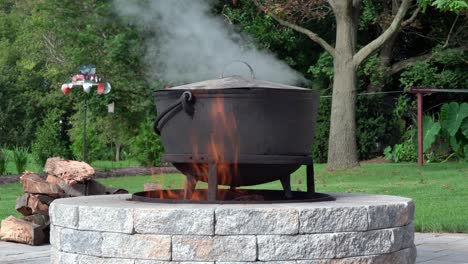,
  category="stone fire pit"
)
[50,193,416,263]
